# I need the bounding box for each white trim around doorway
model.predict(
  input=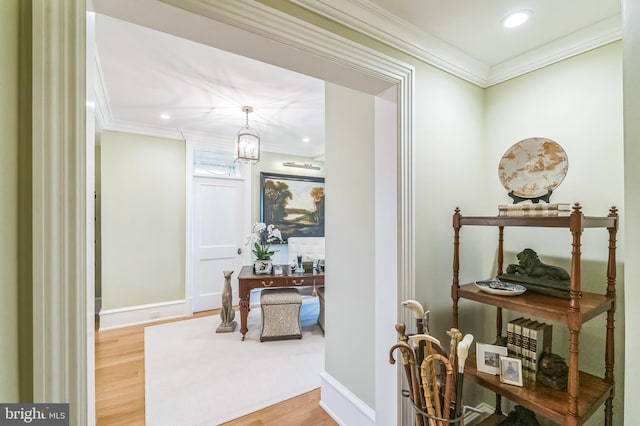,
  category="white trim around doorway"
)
[33,1,414,424]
